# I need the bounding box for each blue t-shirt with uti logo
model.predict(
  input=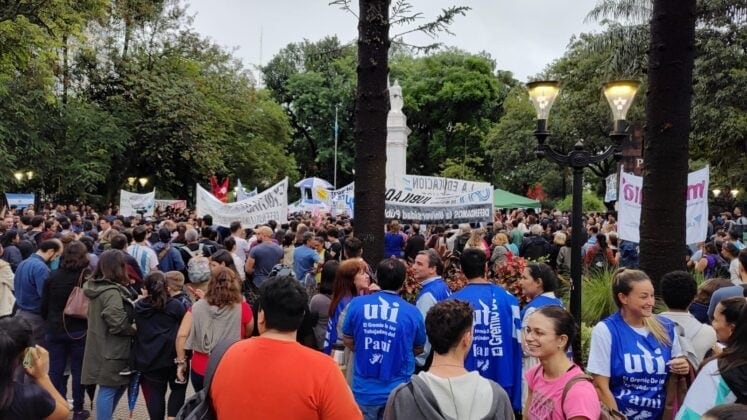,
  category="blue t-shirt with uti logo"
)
[450,283,522,411]
[342,290,425,406]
